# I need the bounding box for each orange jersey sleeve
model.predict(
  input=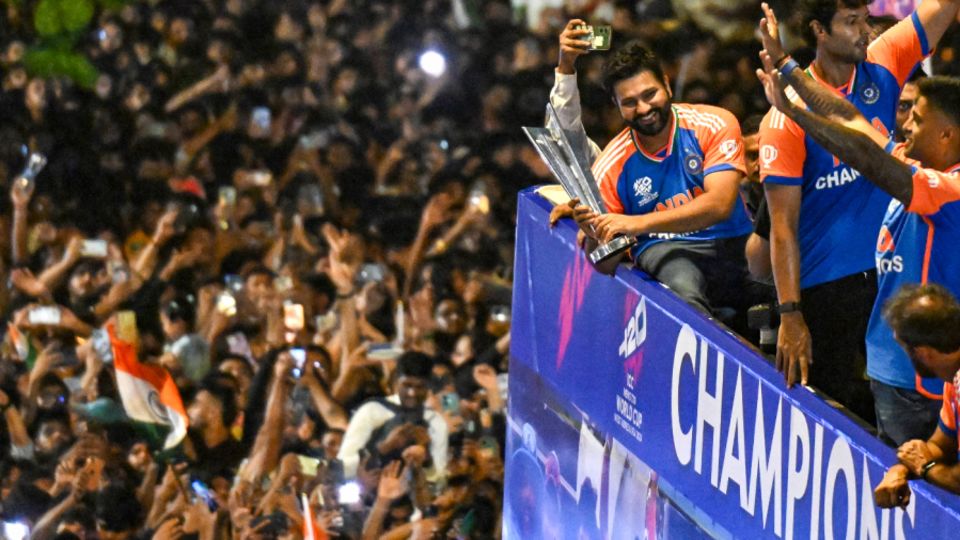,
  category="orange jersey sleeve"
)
[758,107,806,185]
[591,128,632,214]
[867,12,928,88]
[885,141,960,216]
[676,104,746,176]
[906,167,960,216]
